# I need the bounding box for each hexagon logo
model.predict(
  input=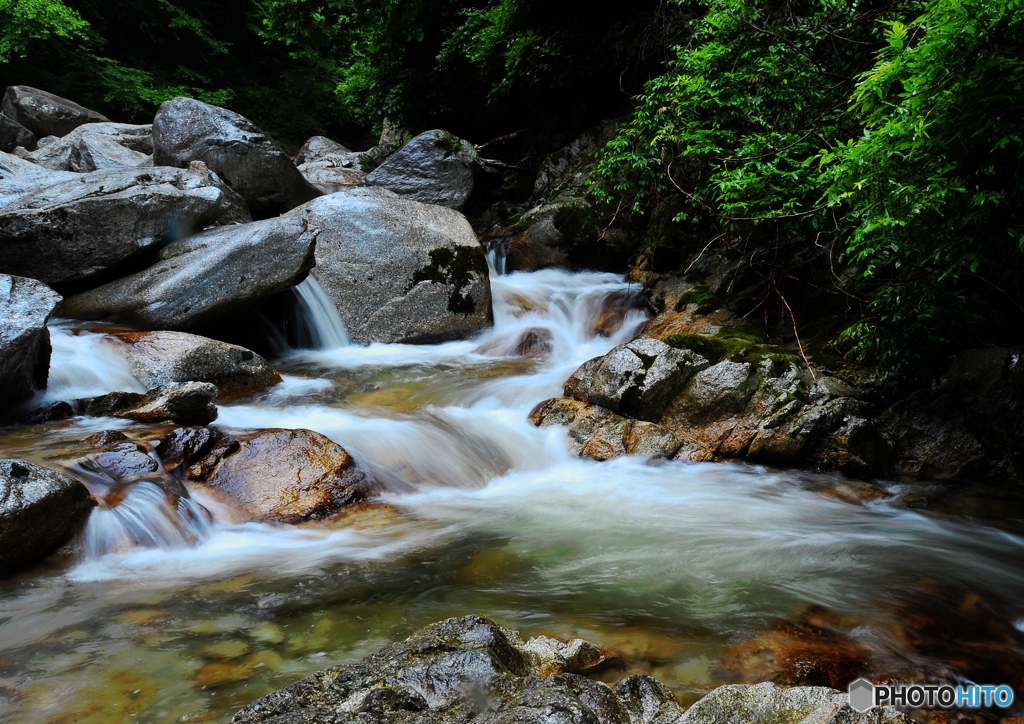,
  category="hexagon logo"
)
[849,678,874,712]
